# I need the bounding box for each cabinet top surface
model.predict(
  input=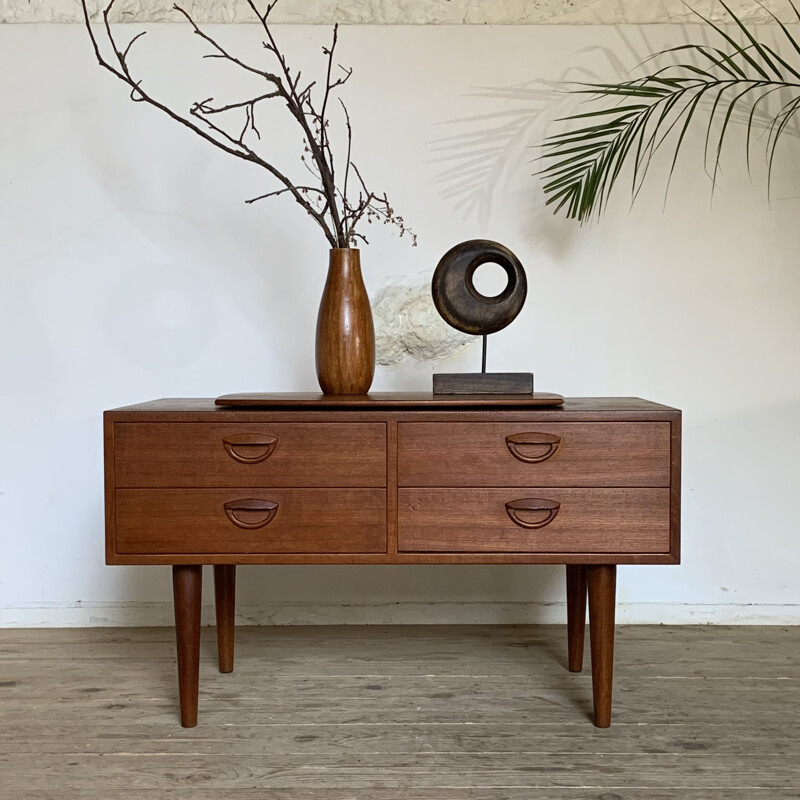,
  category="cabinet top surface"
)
[107,394,680,415]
